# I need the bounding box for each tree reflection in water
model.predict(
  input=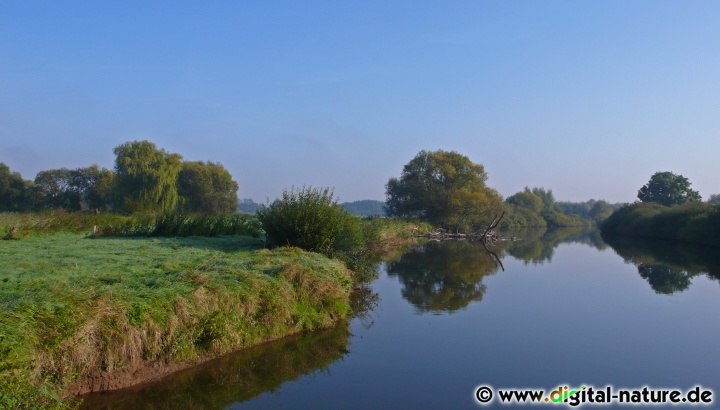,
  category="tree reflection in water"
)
[603,234,720,295]
[387,241,502,313]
